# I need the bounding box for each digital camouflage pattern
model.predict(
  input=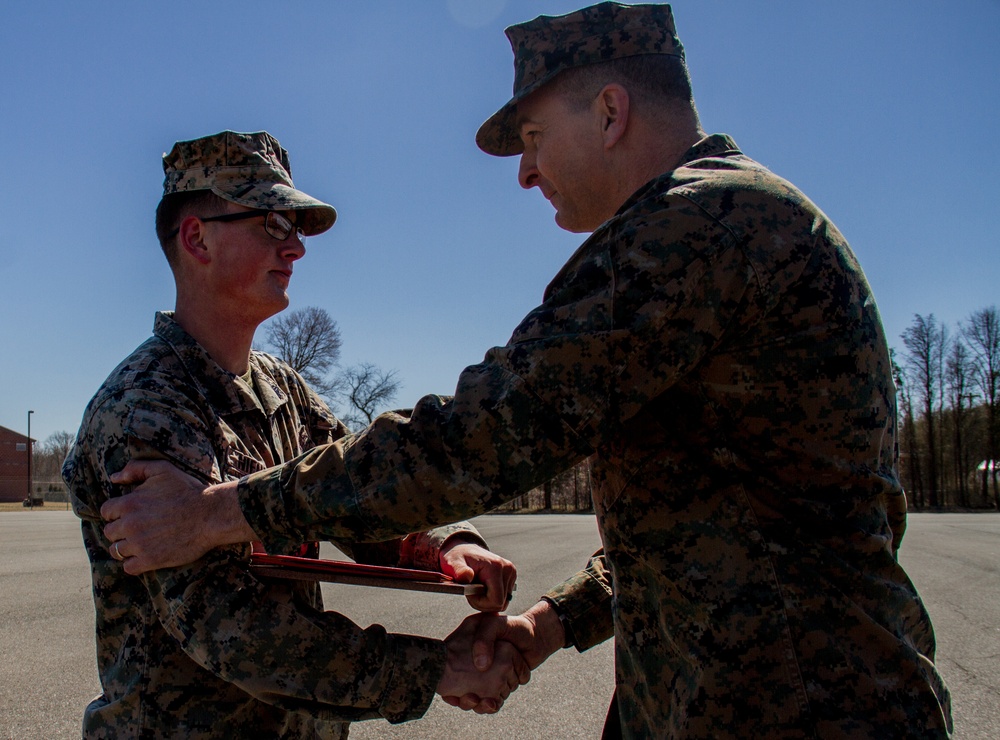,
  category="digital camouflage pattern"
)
[63,312,483,739]
[239,135,952,738]
[162,130,337,236]
[476,2,684,156]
